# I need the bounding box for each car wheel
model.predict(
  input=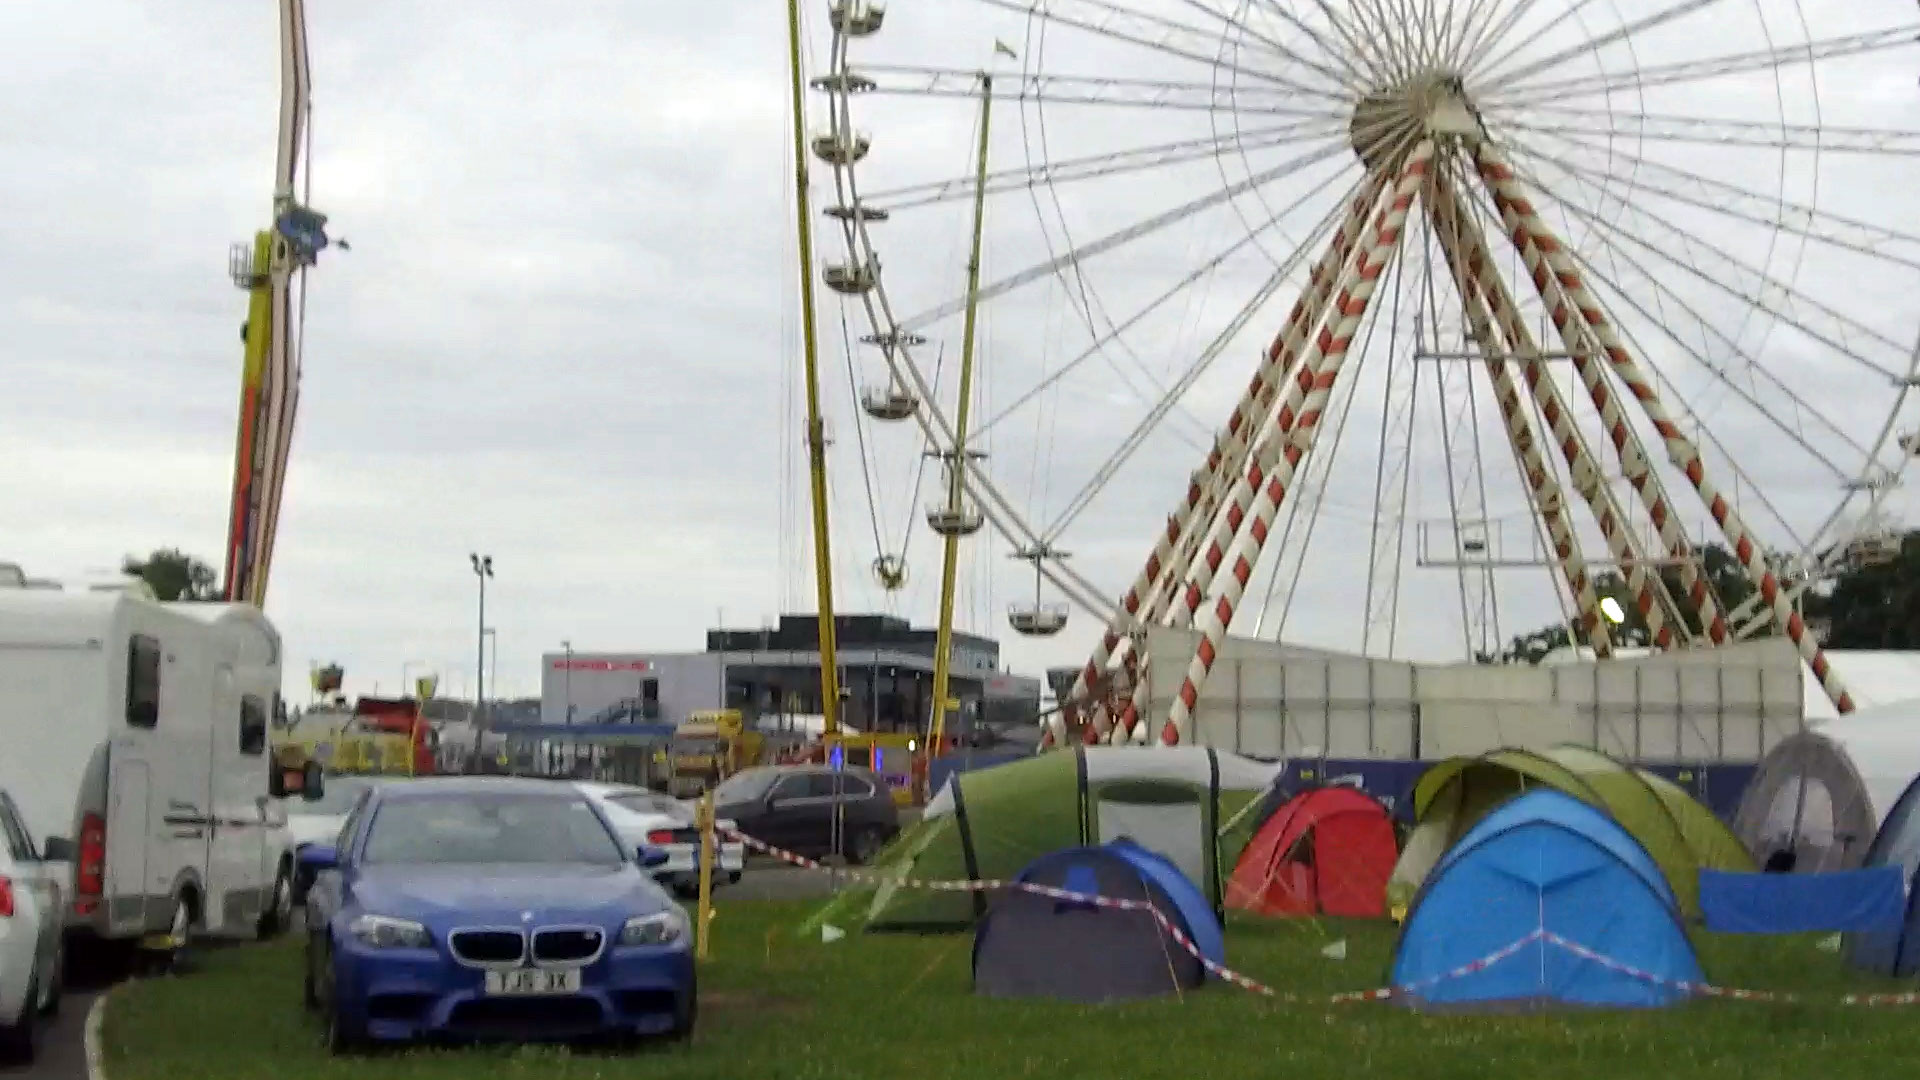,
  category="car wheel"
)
[318,942,365,1054]
[846,826,887,866]
[258,866,293,939]
[0,973,39,1065]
